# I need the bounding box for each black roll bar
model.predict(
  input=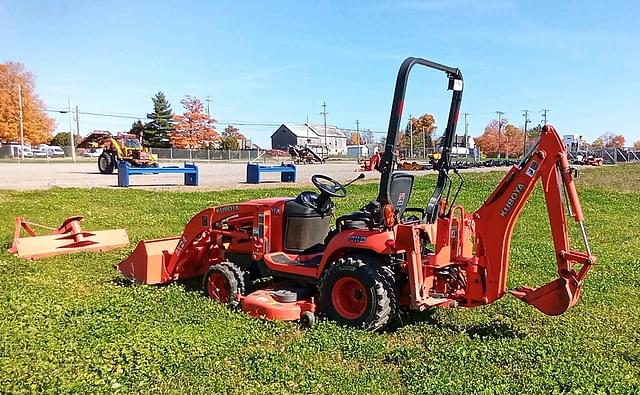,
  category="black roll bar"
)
[375,57,464,208]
